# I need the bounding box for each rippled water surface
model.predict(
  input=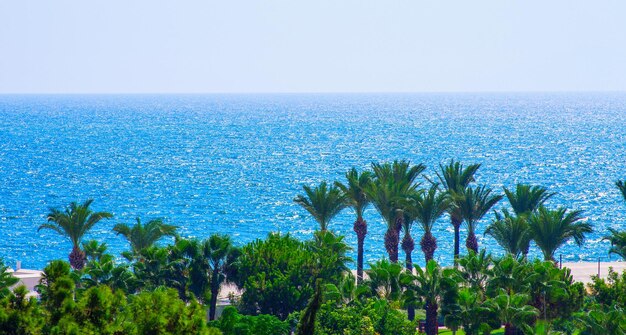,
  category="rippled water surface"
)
[1,93,626,269]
